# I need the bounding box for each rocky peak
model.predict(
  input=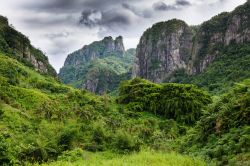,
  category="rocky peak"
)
[115,36,125,56]
[63,36,125,67]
